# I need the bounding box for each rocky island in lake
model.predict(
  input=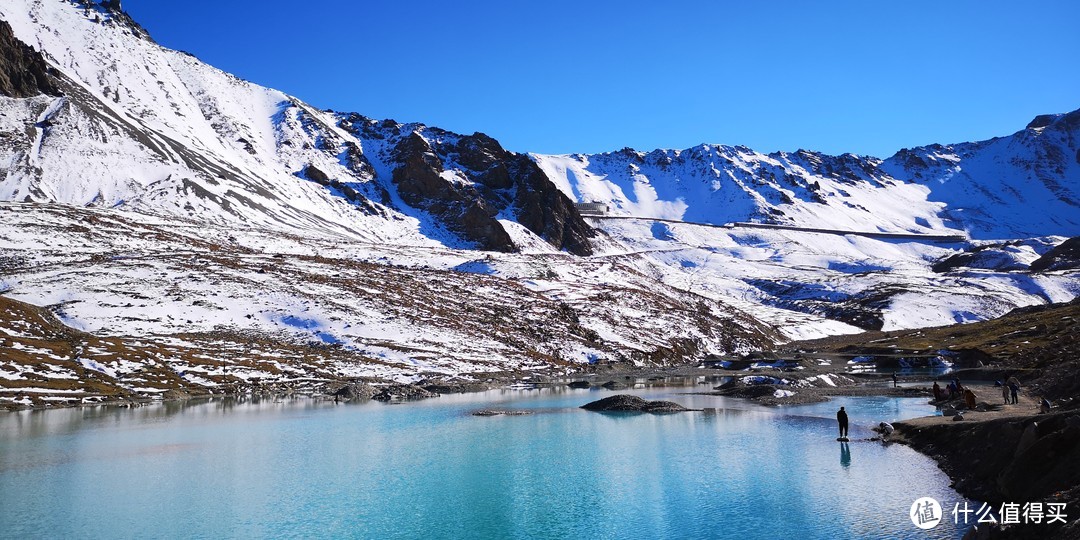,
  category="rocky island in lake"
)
[581,394,694,413]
